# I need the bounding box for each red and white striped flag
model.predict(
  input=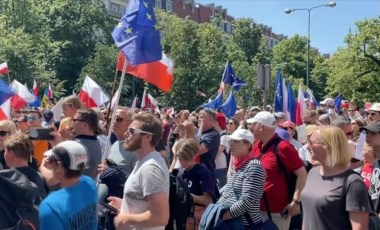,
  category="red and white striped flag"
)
[33,80,39,96]
[0,62,8,75]
[296,83,306,126]
[0,98,11,120]
[79,76,109,108]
